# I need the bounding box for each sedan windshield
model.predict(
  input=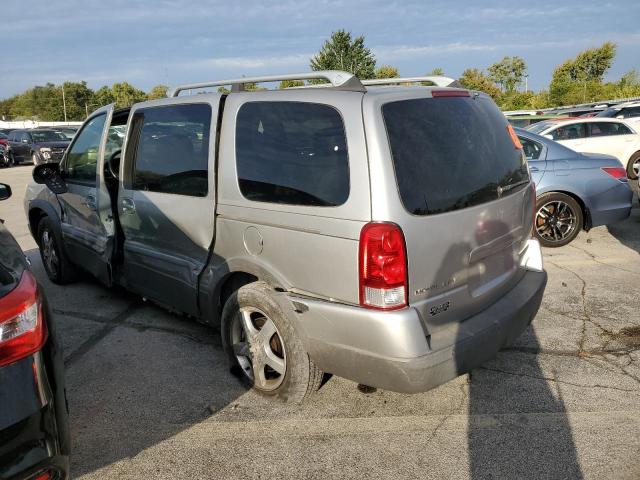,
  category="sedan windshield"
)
[31,130,67,142]
[527,121,557,134]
